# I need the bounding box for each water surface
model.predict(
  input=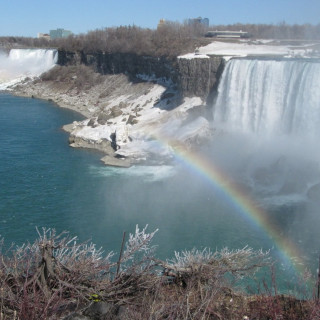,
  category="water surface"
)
[0,93,318,293]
